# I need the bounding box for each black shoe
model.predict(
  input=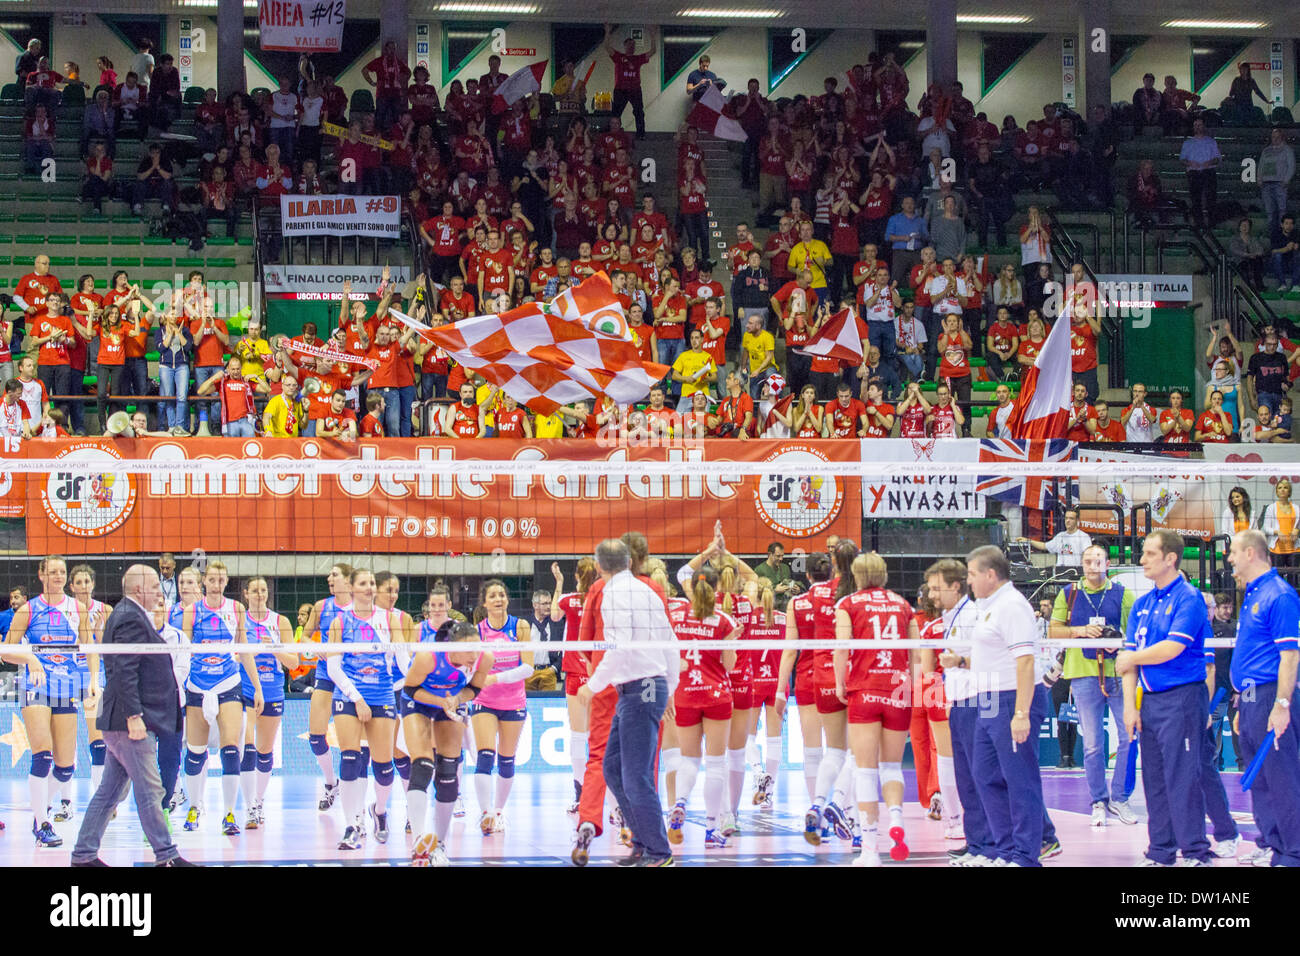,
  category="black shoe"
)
[947,843,969,859]
[71,858,110,867]
[617,847,647,867]
[156,856,201,867]
[637,854,675,867]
